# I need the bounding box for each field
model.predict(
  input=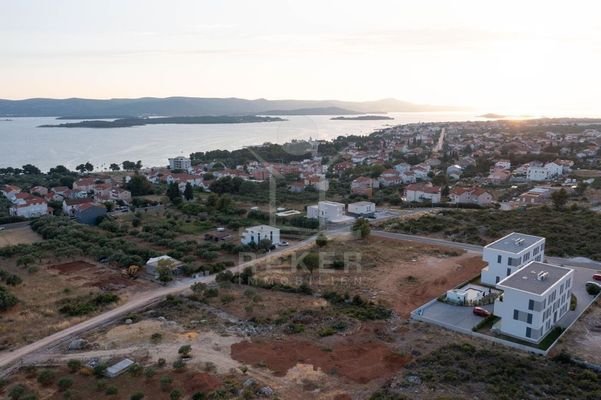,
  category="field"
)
[0,225,41,247]
[0,258,155,350]
[379,207,601,261]
[554,300,601,364]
